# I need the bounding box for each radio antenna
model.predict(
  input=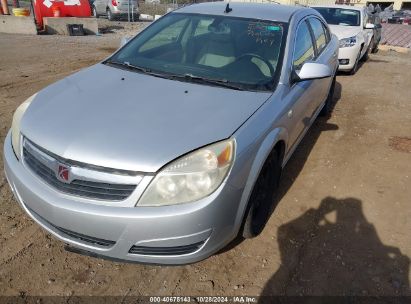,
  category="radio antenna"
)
[224,3,232,13]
